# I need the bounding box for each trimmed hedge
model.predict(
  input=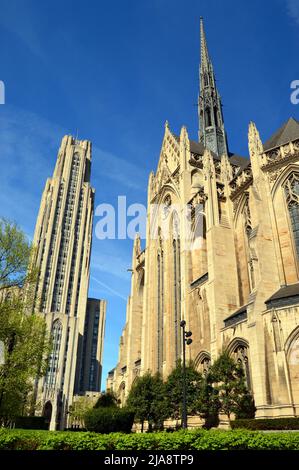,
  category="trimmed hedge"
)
[1,428,299,450]
[15,416,48,430]
[231,418,299,431]
[84,407,135,434]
